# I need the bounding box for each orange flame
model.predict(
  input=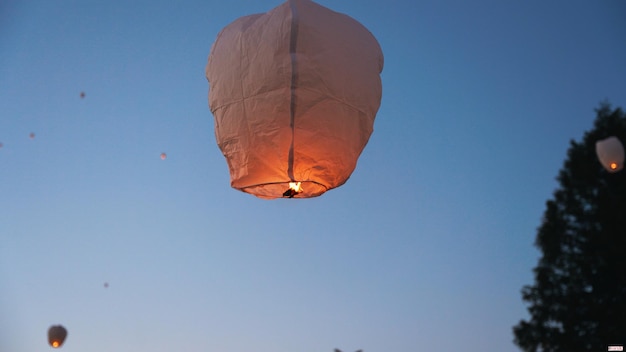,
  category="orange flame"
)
[289,182,302,193]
